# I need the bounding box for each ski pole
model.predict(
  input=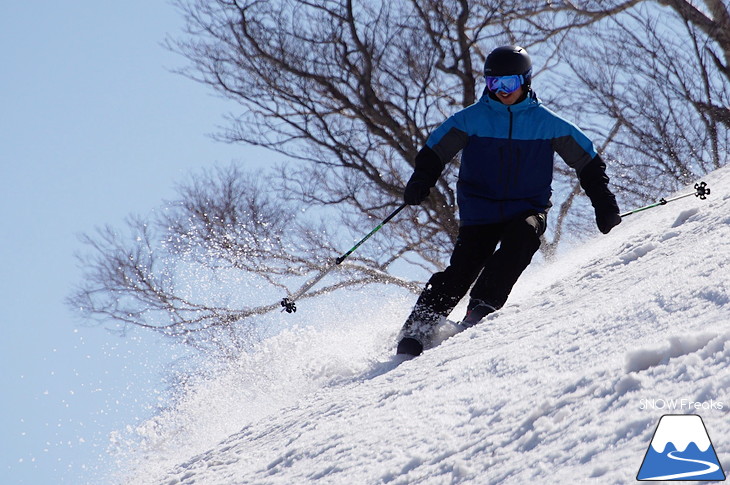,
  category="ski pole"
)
[281,203,408,313]
[620,182,710,218]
